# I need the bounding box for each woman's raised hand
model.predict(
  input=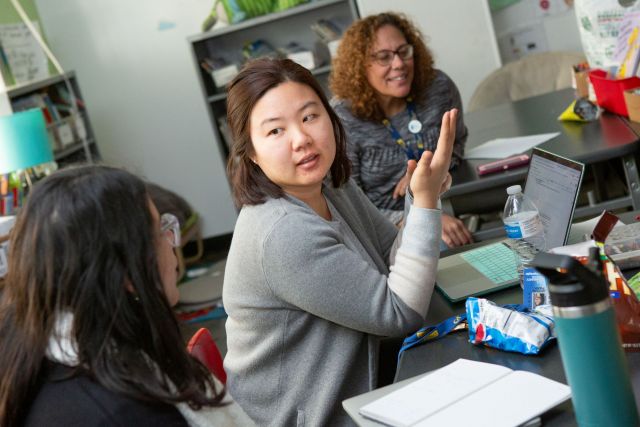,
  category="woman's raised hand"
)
[407,109,457,209]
